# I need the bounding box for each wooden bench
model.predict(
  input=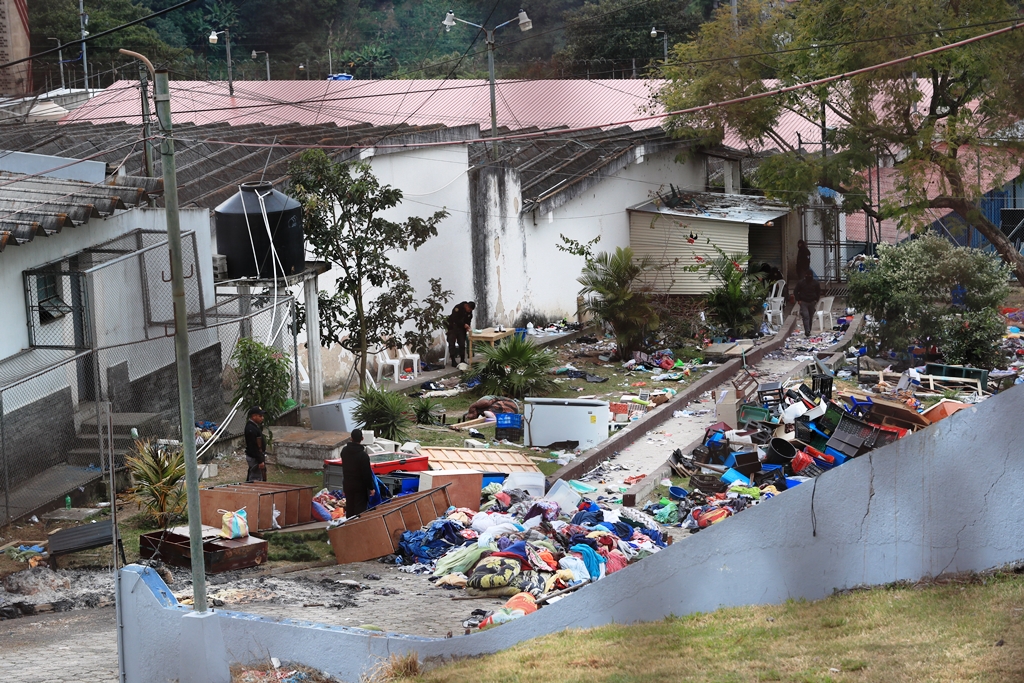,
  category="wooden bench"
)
[48,520,126,568]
